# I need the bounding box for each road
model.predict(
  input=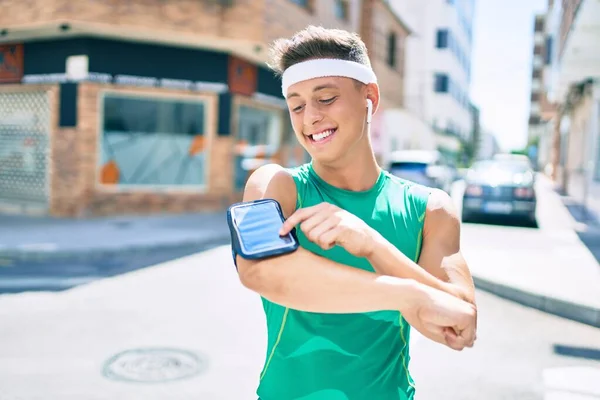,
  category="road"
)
[0,178,599,399]
[410,290,600,400]
[0,243,598,399]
